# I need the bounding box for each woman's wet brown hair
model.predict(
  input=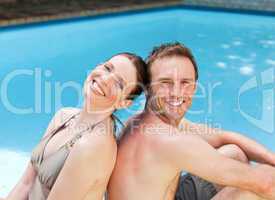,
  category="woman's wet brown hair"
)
[113,52,148,100]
